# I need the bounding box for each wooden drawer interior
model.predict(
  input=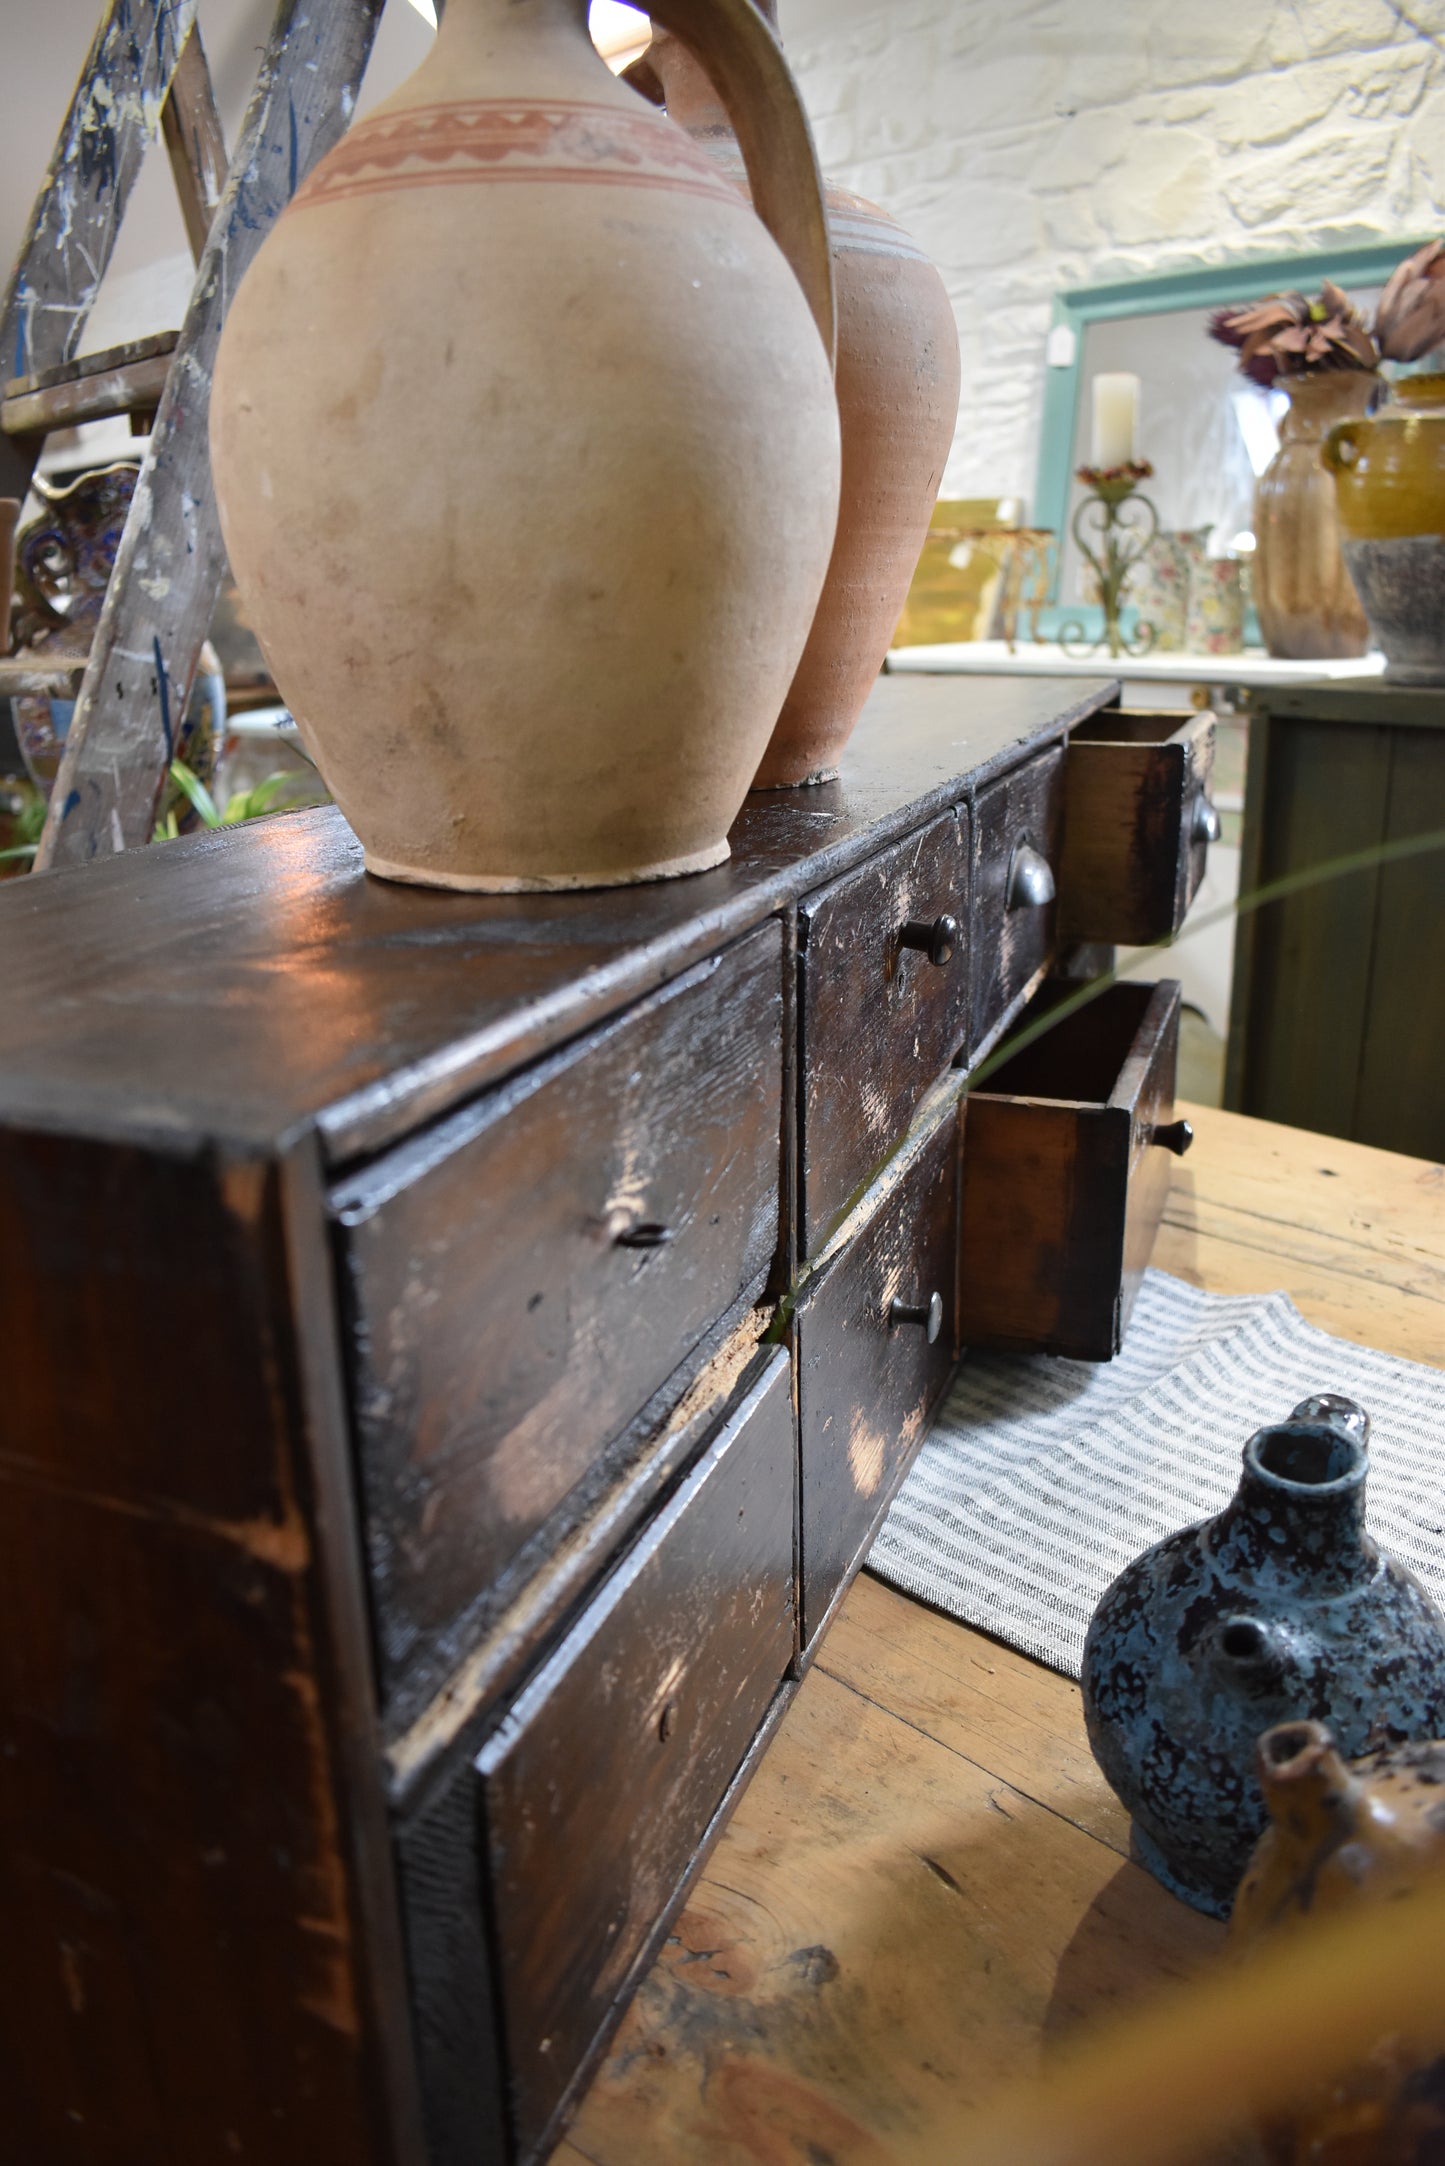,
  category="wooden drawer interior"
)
[959,979,1187,1359]
[474,1351,795,2163]
[332,923,783,1726]
[970,747,1065,1059]
[795,1113,958,1646]
[798,806,970,1256]
[1059,706,1216,946]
